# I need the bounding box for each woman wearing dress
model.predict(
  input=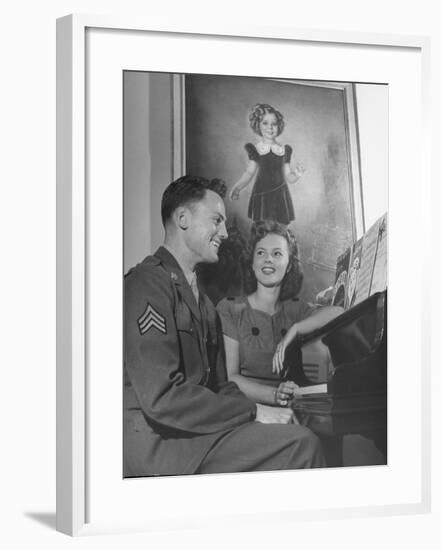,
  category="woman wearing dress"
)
[216,220,343,407]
